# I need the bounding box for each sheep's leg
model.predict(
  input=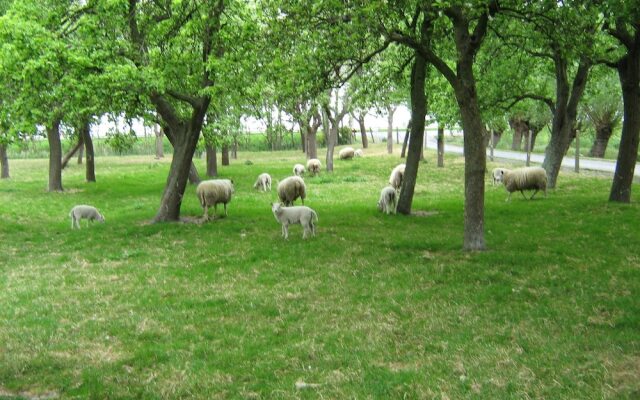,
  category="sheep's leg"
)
[520,190,527,200]
[283,224,289,239]
[530,189,539,200]
[71,216,75,229]
[223,203,228,217]
[203,205,209,221]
